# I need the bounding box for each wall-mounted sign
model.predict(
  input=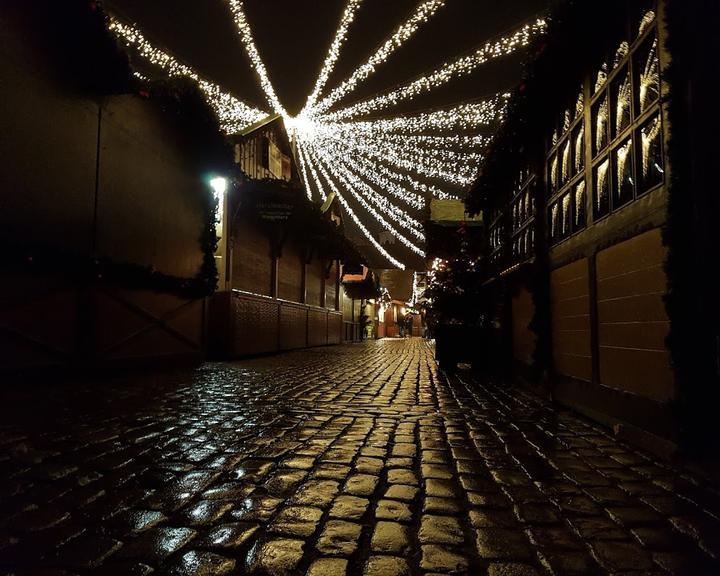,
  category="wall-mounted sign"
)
[254,200,294,222]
